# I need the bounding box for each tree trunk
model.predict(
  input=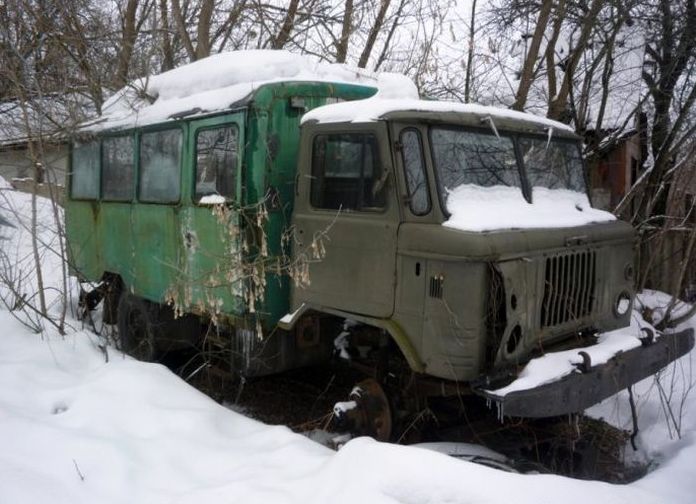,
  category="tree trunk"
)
[272,0,300,49]
[336,0,353,63]
[512,0,552,111]
[159,0,174,71]
[171,0,196,61]
[195,0,214,59]
[547,0,603,121]
[463,0,477,102]
[115,0,140,88]
[358,0,391,68]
